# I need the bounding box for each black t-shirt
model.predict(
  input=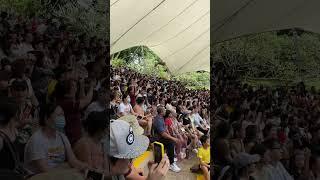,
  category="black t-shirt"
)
[0,131,17,170]
[182,116,191,126]
[176,106,182,115]
[212,138,232,167]
[147,94,154,105]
